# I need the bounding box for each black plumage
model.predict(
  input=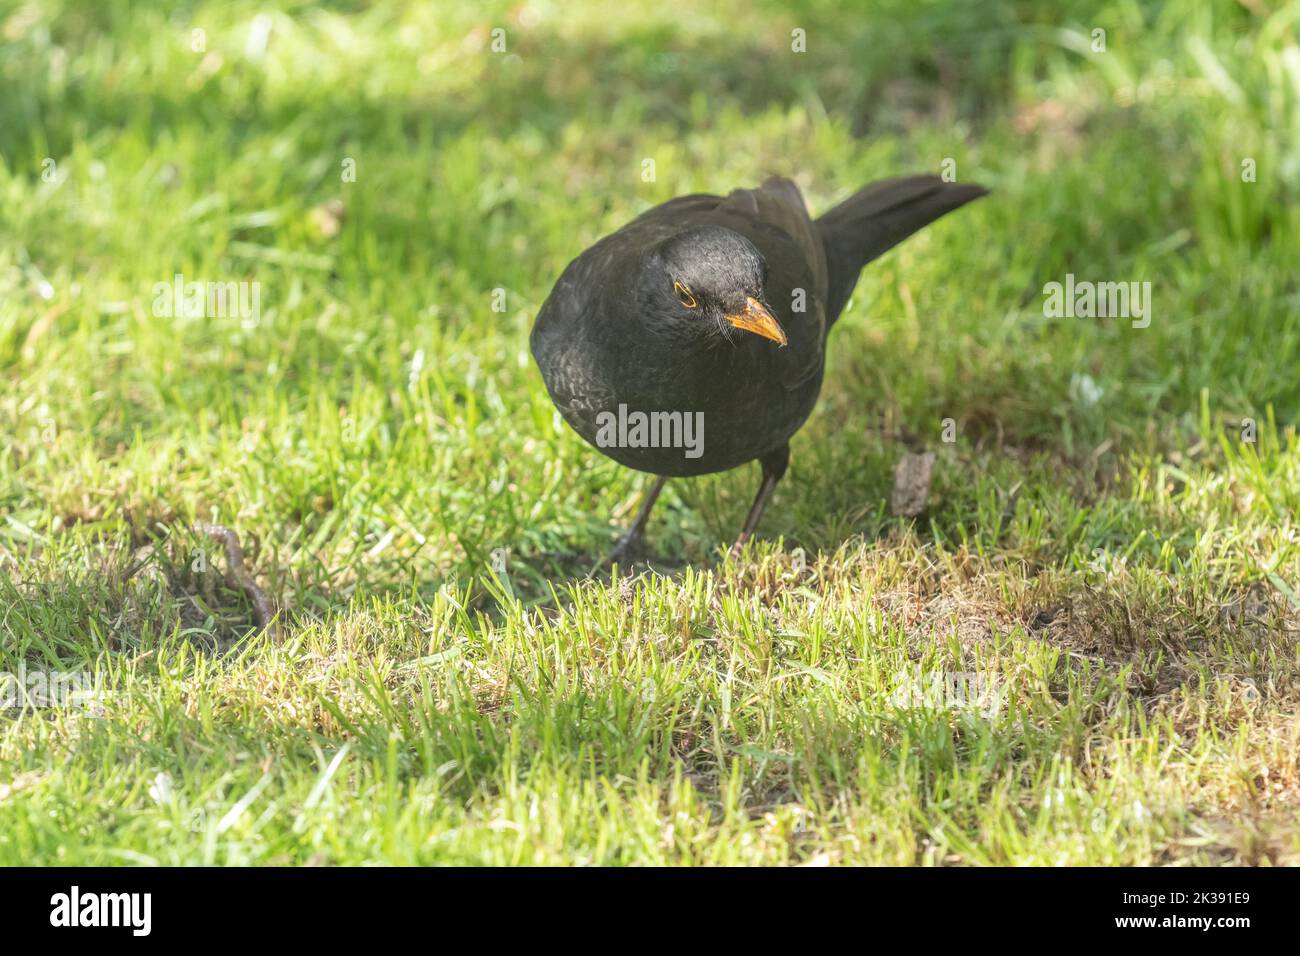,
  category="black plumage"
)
[531,174,987,561]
